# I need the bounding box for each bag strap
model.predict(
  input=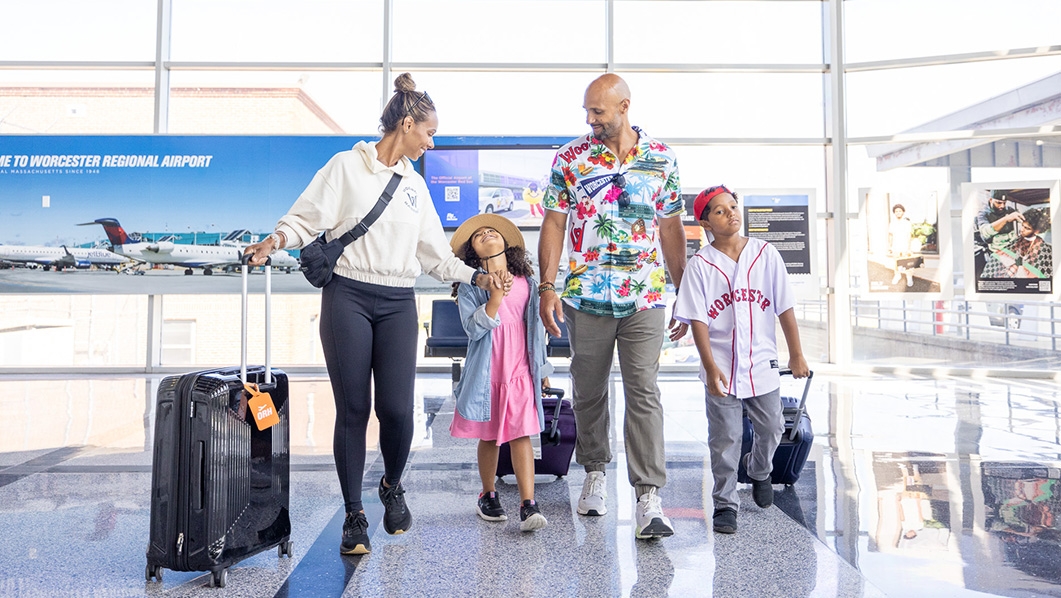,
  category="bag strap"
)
[335,172,403,247]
